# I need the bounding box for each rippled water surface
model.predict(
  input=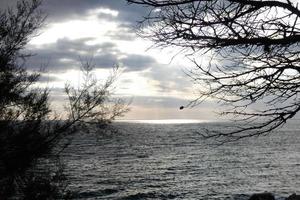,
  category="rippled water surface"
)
[62,121,300,199]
